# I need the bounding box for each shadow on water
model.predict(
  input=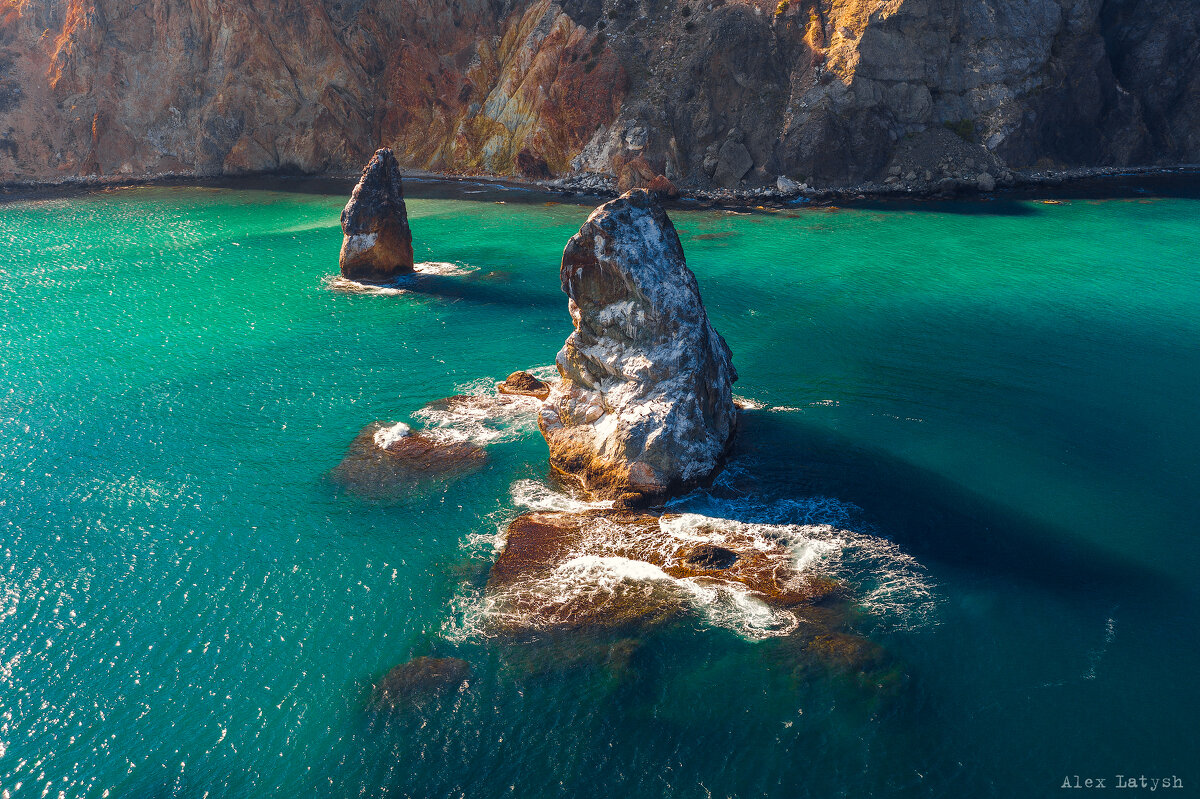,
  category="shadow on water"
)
[398,272,562,310]
[732,410,1178,604]
[851,197,1039,217]
[847,171,1200,216]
